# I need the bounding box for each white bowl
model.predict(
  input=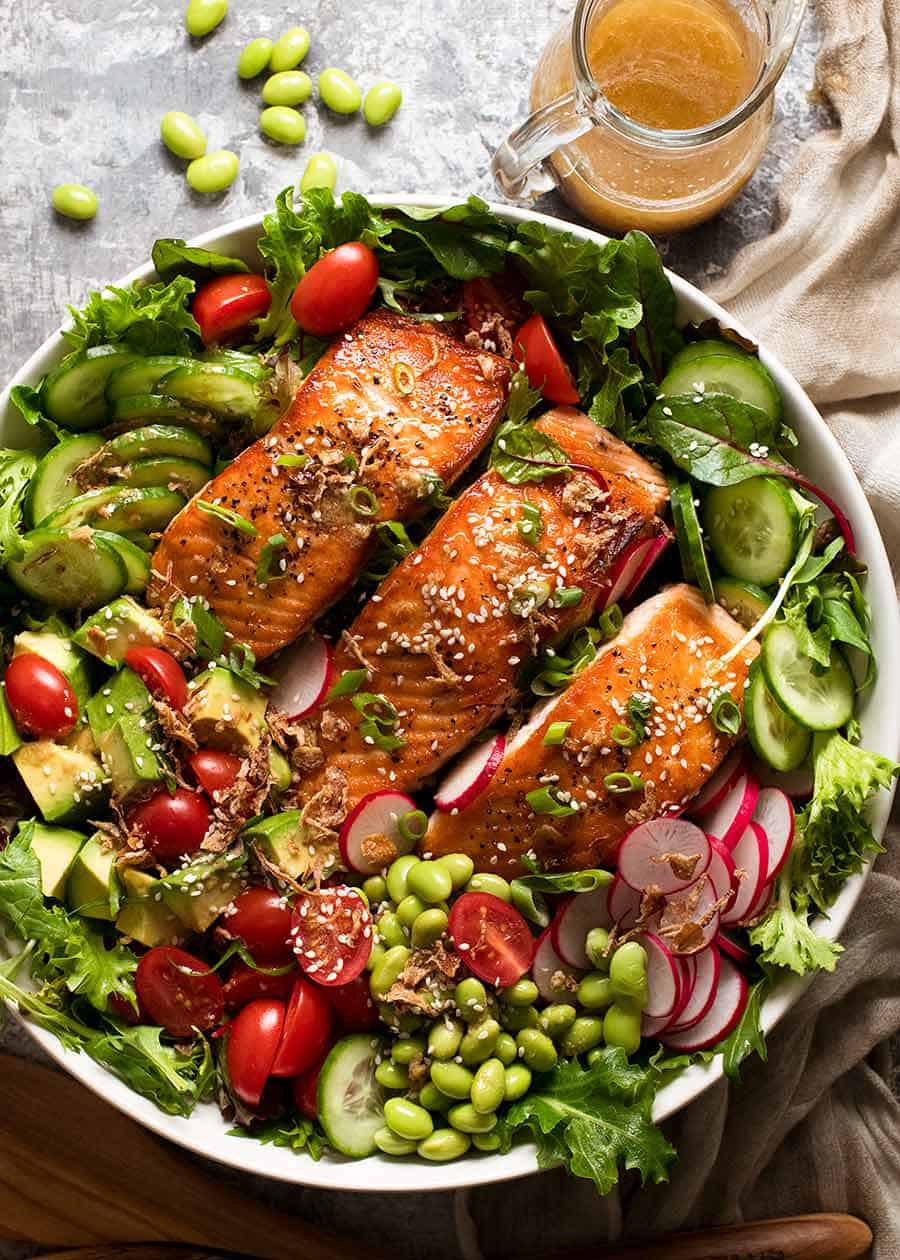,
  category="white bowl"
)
[3,197,898,1194]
